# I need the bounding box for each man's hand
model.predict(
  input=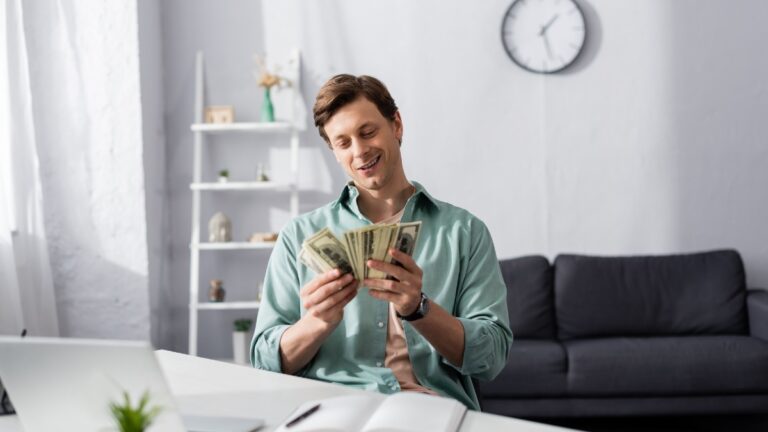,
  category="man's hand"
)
[364,248,423,316]
[280,268,358,375]
[301,269,359,330]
